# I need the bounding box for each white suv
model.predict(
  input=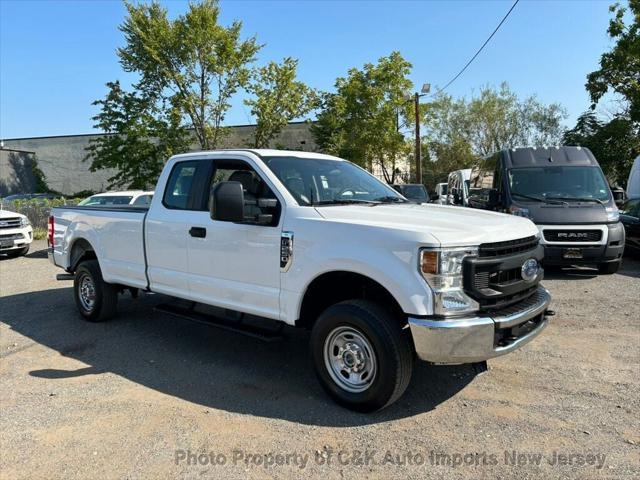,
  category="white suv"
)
[0,209,33,256]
